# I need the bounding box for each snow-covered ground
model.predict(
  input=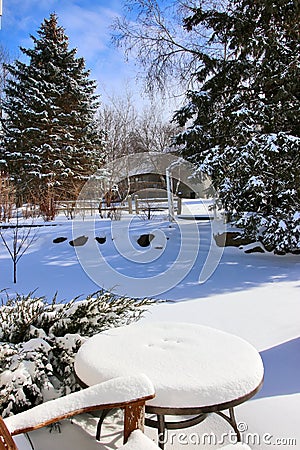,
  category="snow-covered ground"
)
[0,200,299,449]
